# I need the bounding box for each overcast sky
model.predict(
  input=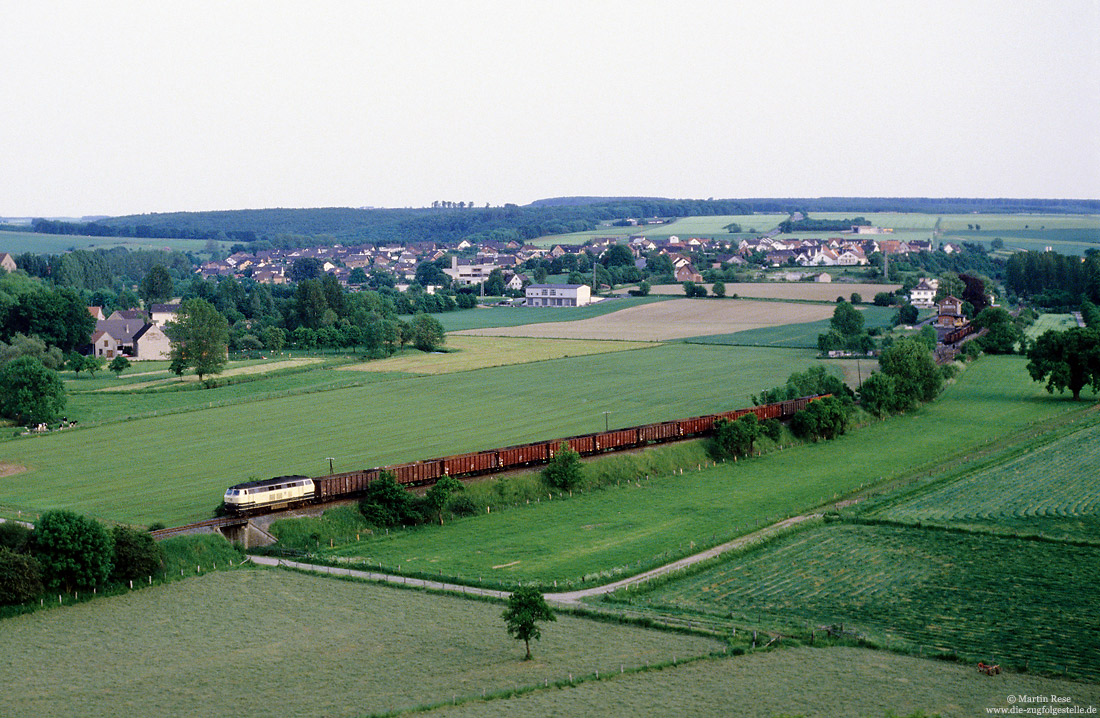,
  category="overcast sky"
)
[2,1,1098,217]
